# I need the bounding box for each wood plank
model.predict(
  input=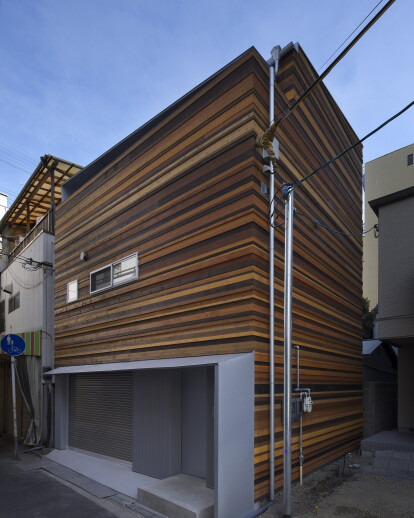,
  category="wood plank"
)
[54,45,363,500]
